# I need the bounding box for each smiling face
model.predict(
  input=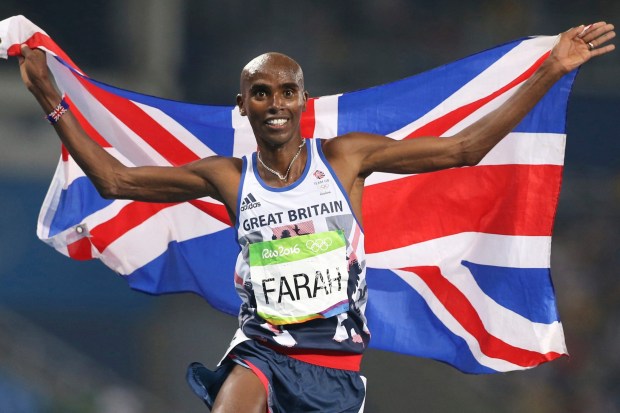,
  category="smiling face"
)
[237,53,308,149]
